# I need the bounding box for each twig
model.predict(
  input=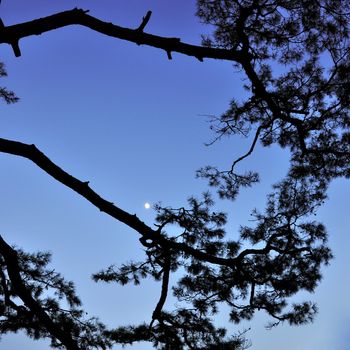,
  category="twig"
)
[137,11,152,32]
